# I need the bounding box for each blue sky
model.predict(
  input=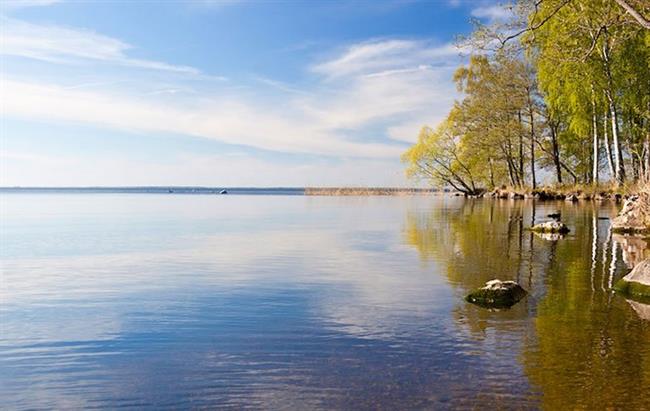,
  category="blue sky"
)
[0,0,506,187]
